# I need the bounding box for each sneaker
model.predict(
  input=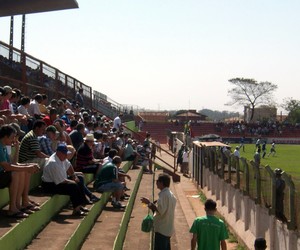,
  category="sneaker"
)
[123,193,130,198]
[90,195,100,203]
[112,201,126,209]
[120,196,129,201]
